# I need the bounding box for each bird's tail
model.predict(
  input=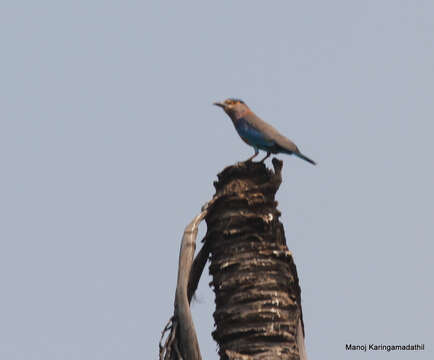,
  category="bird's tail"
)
[294,151,316,165]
